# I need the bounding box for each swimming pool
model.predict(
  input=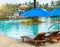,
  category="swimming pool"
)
[0,17,59,40]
